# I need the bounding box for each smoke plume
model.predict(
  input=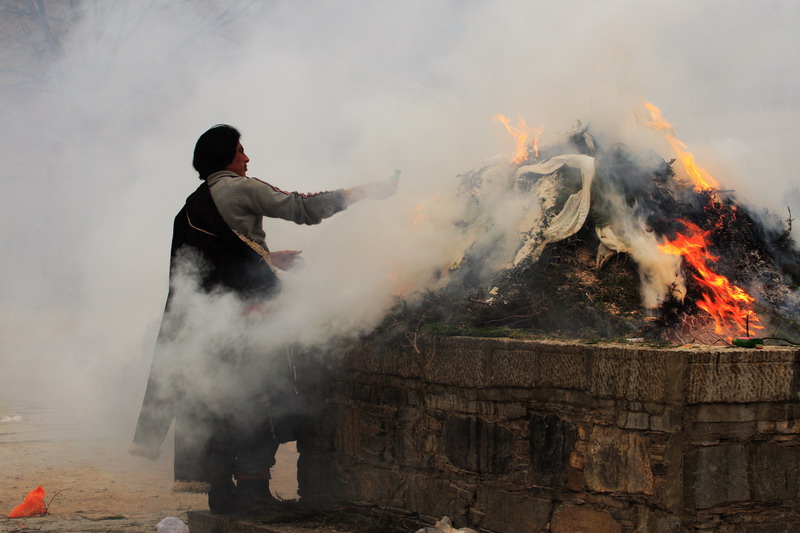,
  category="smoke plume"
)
[1,0,798,443]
